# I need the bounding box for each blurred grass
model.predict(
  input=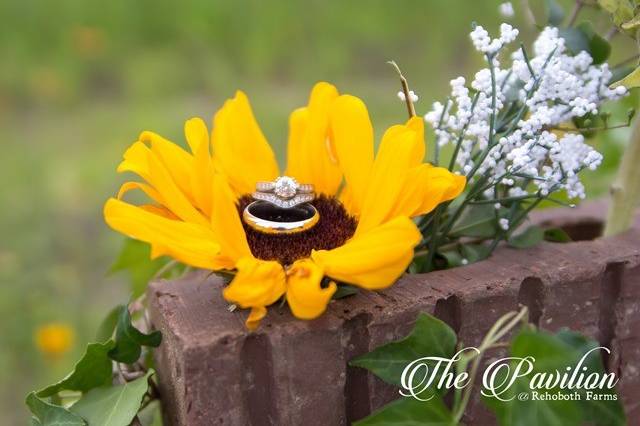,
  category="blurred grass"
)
[0,0,634,423]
